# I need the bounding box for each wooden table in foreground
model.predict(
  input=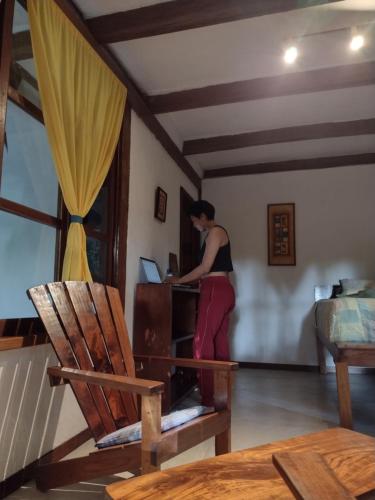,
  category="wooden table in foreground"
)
[106,428,375,500]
